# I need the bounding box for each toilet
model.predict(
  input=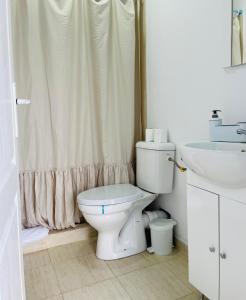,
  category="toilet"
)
[77,142,175,260]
